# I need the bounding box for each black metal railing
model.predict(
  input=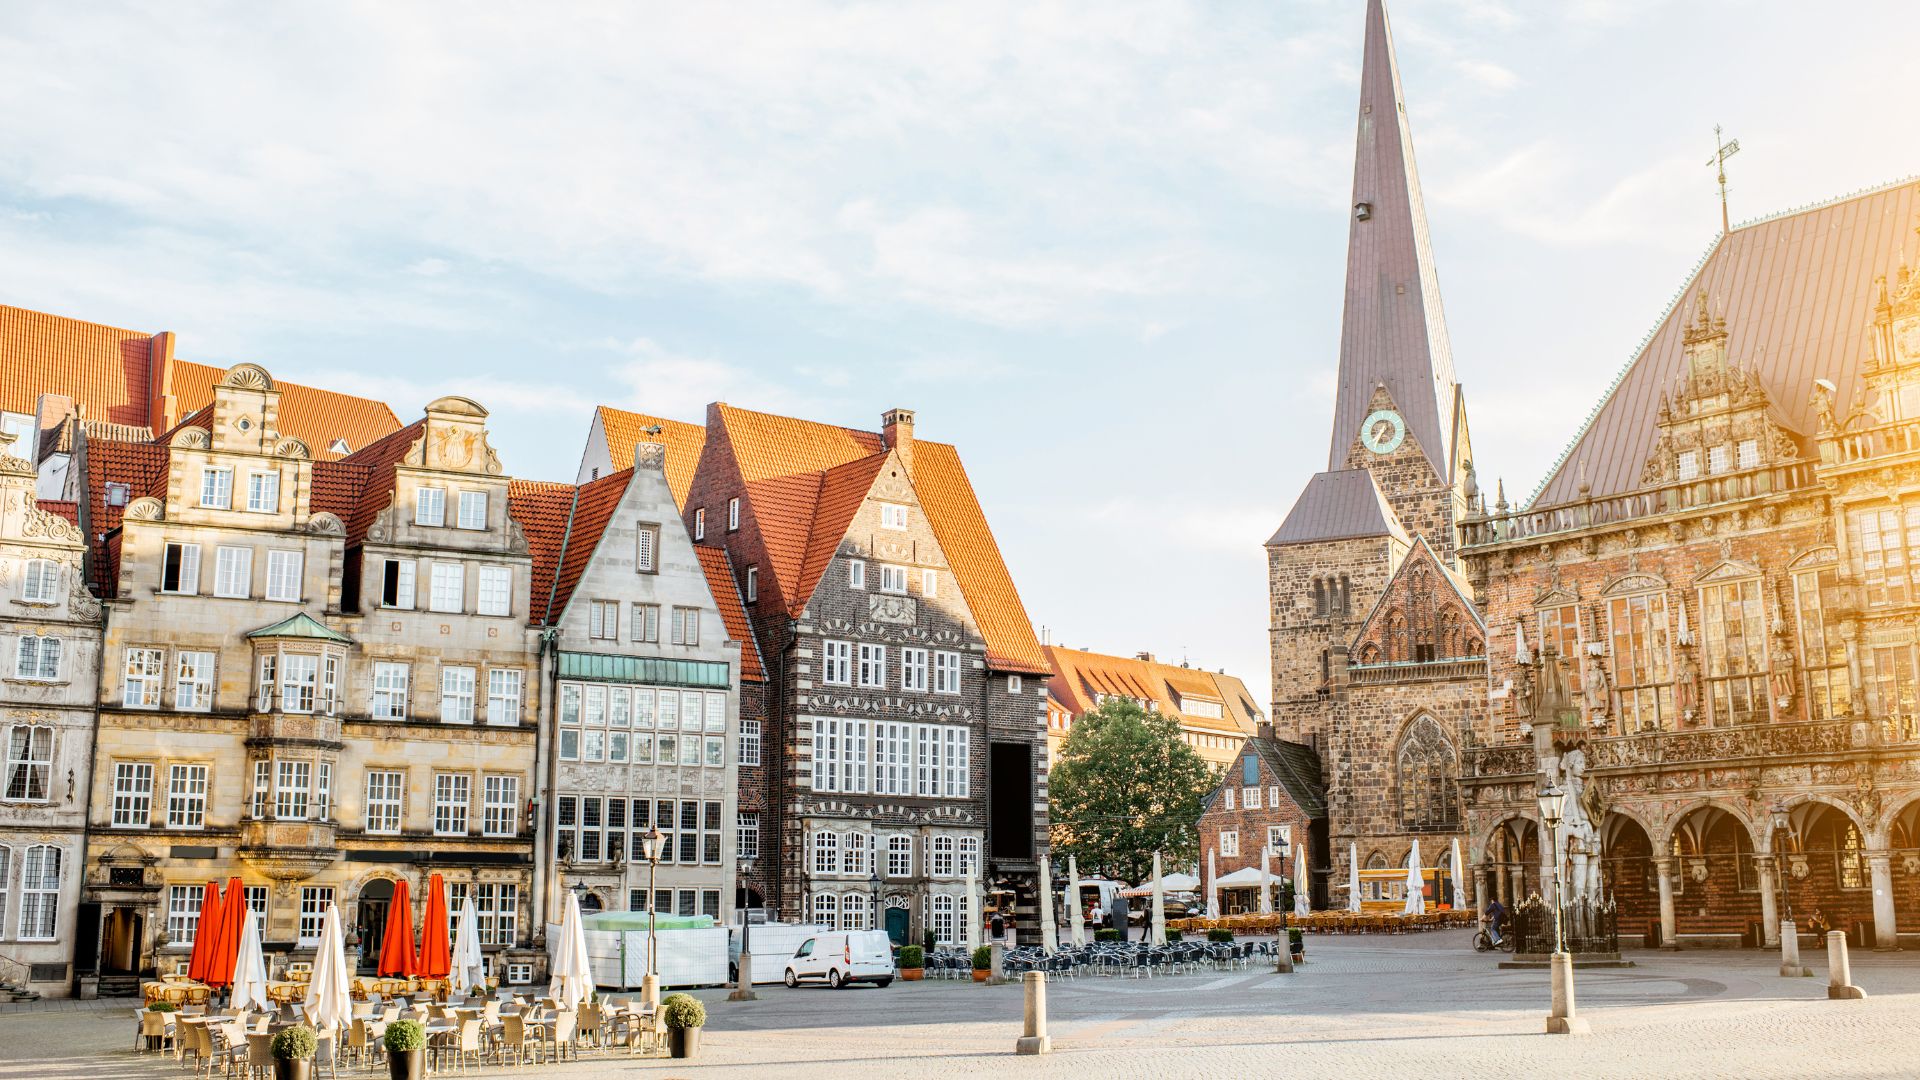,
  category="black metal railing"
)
[1509,894,1618,956]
